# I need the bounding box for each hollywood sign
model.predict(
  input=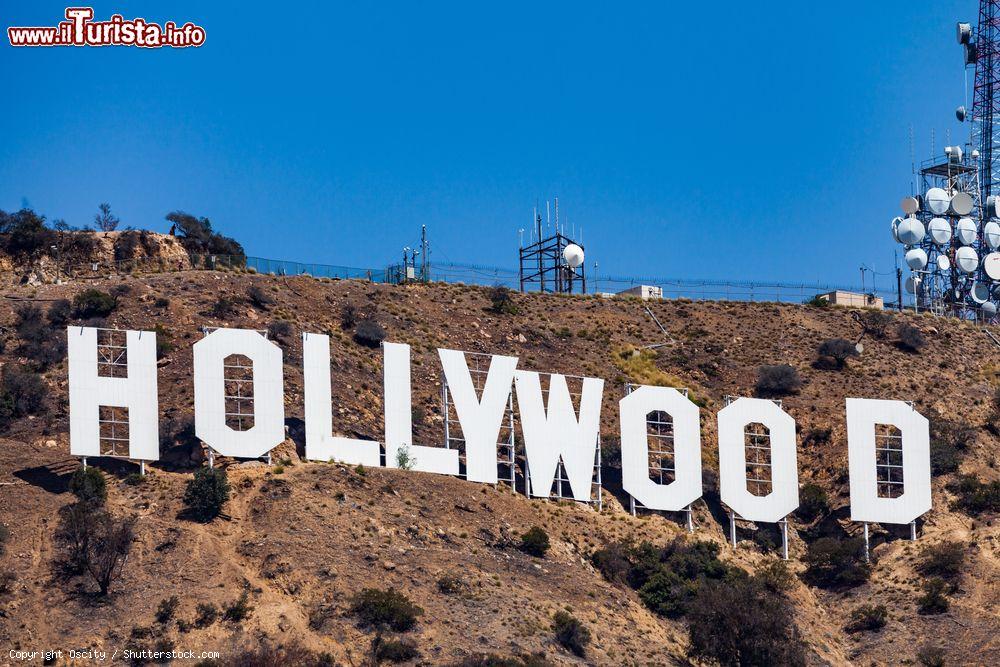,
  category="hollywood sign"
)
[67,326,931,529]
